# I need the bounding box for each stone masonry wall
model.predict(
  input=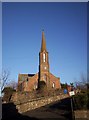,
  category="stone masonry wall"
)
[14,94,68,113]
